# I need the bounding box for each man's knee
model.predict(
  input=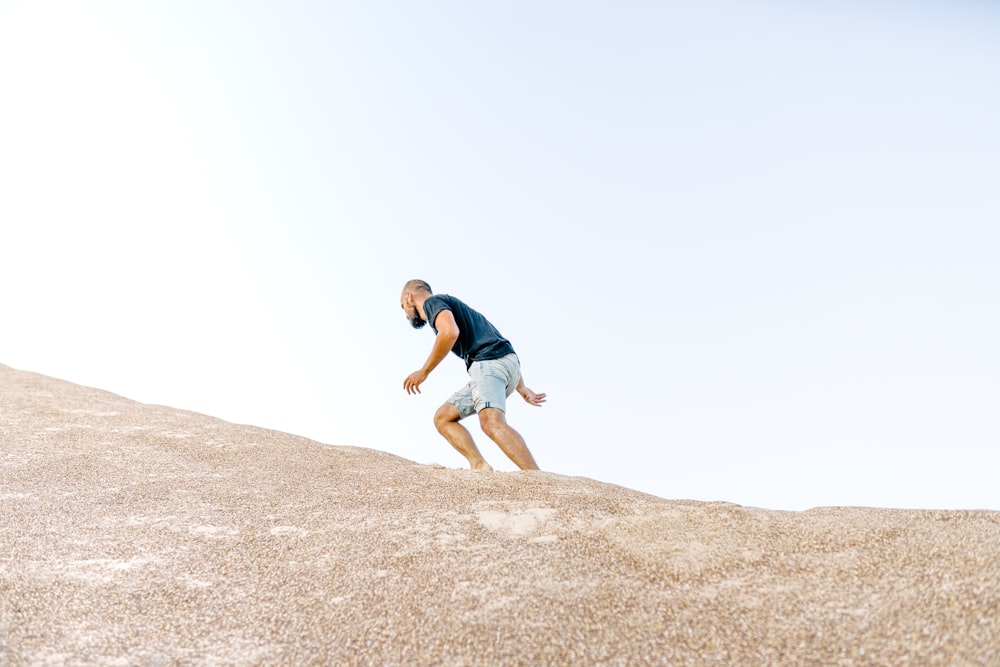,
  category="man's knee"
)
[434,403,461,431]
[478,407,507,438]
